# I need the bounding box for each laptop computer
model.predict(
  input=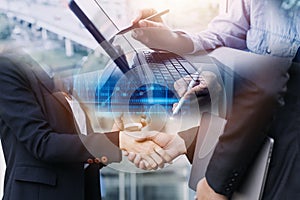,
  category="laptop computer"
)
[68,0,233,115]
[231,137,274,200]
[188,112,273,200]
[188,47,291,200]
